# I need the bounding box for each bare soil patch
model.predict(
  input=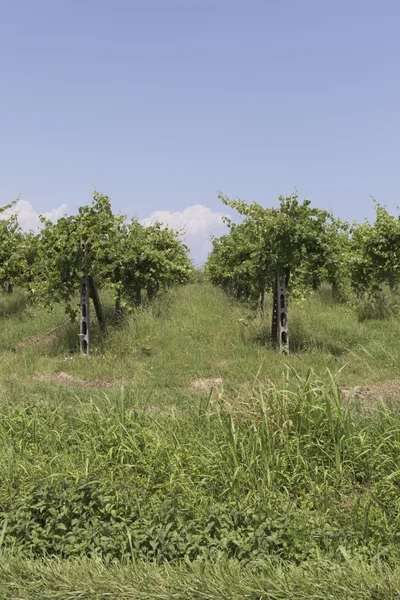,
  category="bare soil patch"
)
[17,323,68,348]
[341,380,400,406]
[189,377,223,393]
[32,371,129,389]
